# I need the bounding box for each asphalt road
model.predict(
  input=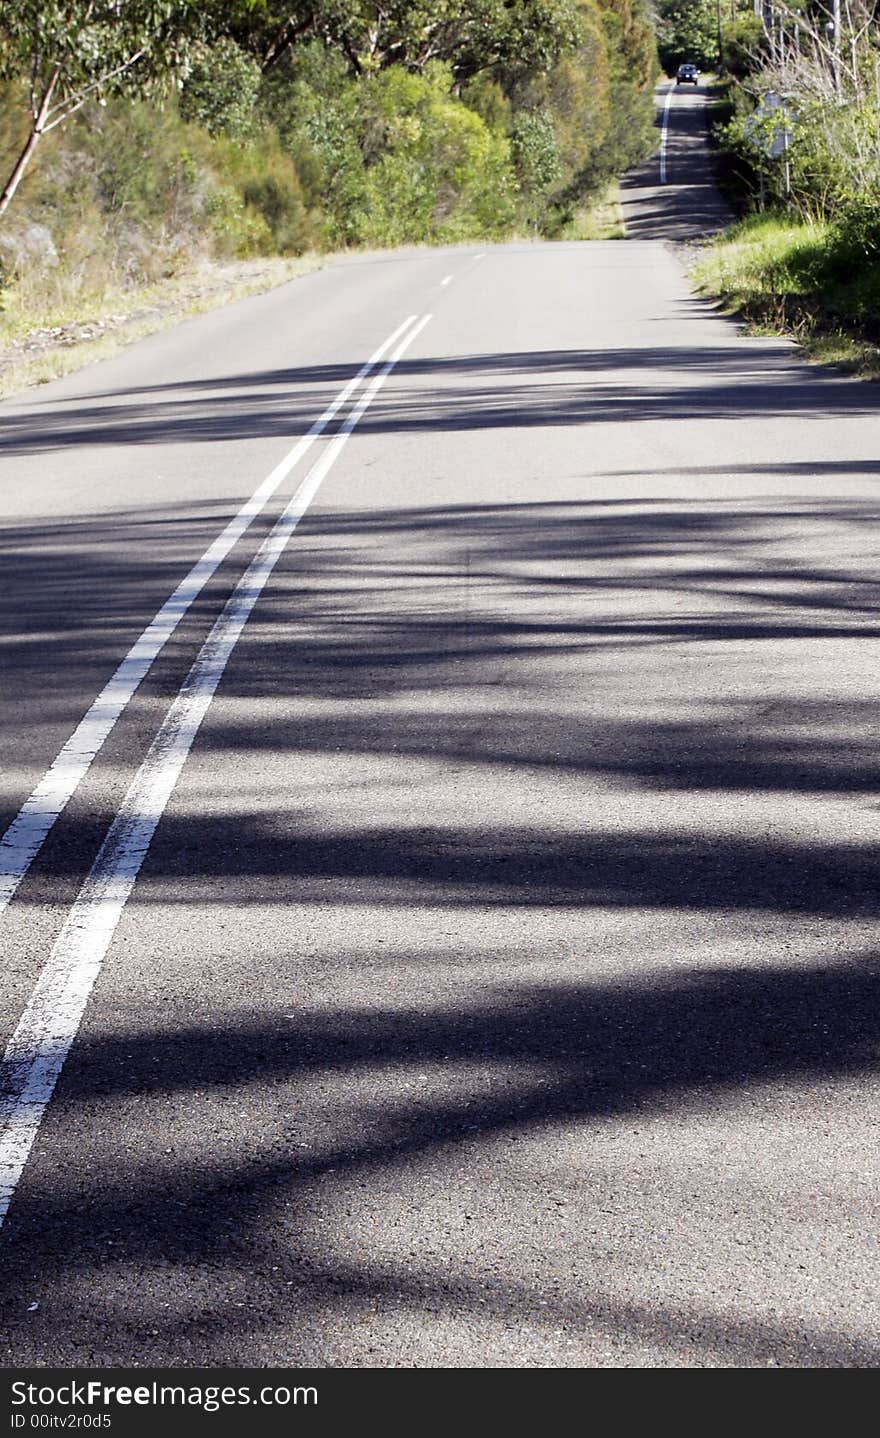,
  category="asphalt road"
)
[622,79,734,242]
[0,118,878,1369]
